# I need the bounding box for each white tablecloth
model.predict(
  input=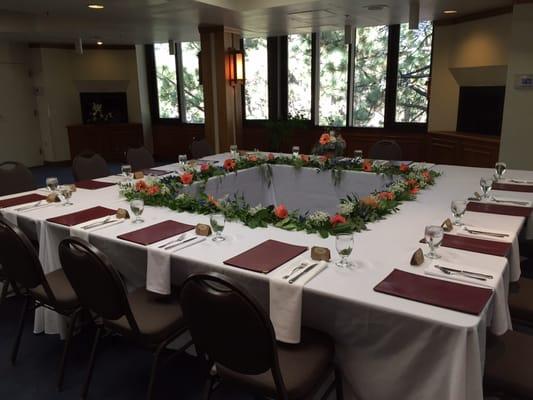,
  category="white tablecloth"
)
[2,161,533,400]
